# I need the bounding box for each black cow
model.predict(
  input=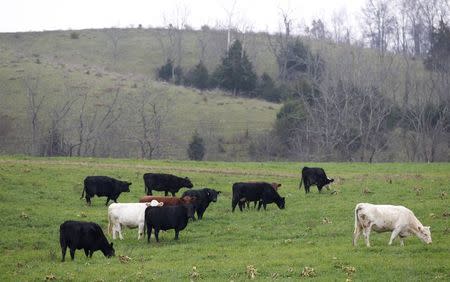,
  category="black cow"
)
[182,188,221,220]
[143,173,193,196]
[145,204,194,243]
[59,220,115,261]
[81,176,131,206]
[231,182,285,212]
[299,166,334,193]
